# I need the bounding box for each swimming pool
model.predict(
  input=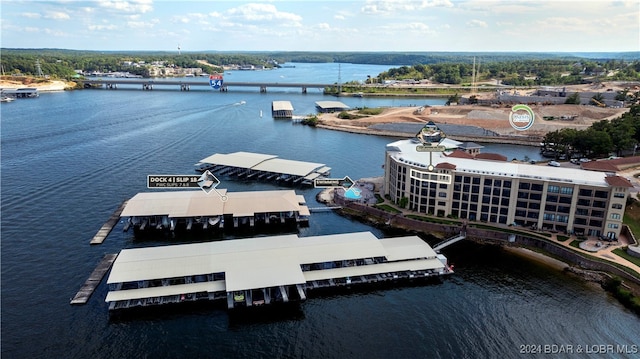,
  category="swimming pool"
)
[344,187,362,199]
